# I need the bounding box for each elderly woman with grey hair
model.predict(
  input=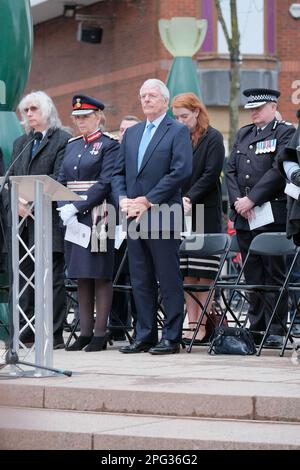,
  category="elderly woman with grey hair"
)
[3,90,72,349]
